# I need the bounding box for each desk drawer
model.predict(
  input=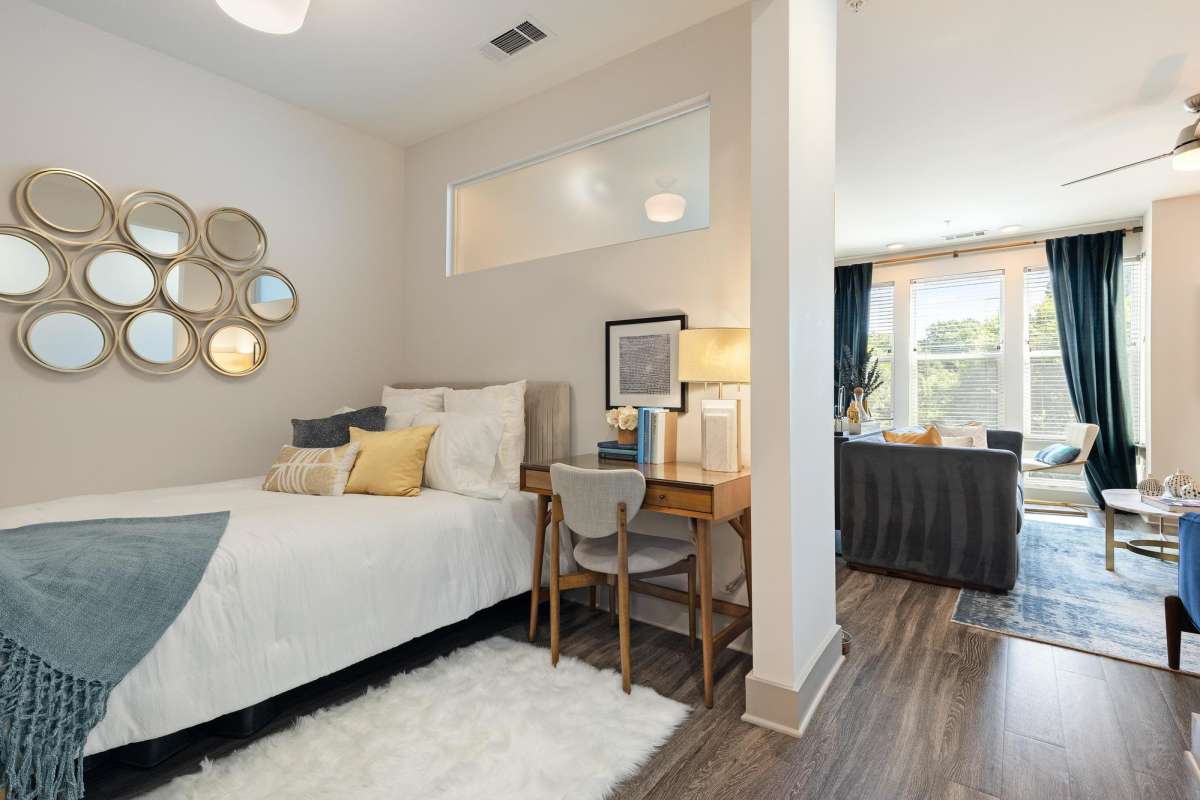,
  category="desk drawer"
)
[521,469,551,493]
[644,484,712,514]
